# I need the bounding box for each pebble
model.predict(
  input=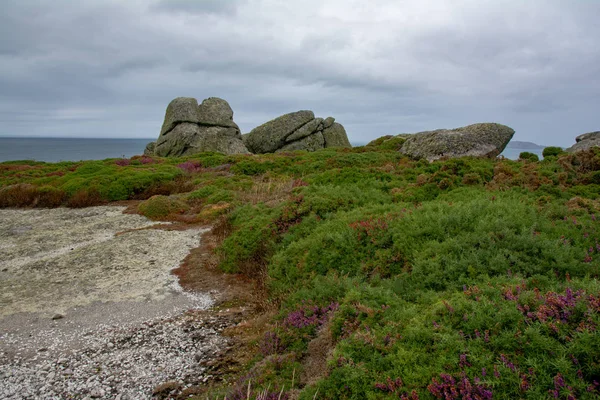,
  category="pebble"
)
[0,313,230,399]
